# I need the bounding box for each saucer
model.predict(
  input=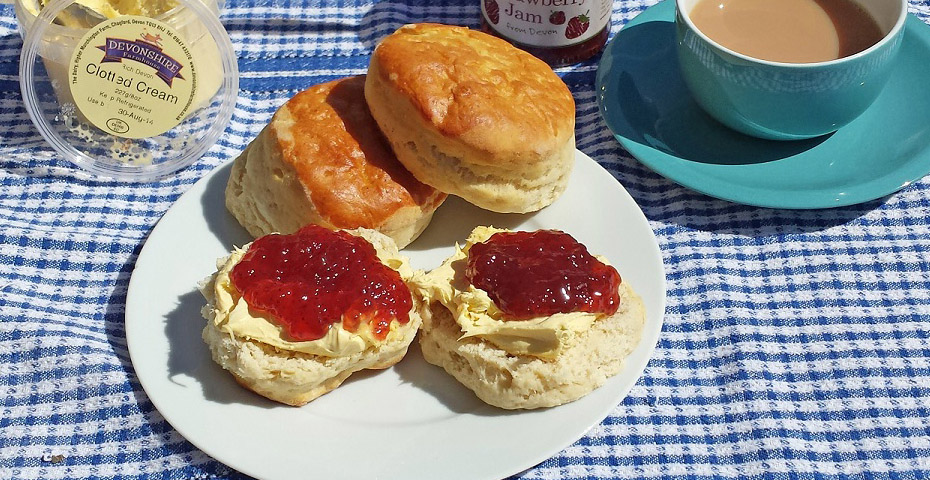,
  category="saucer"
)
[595,0,930,209]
